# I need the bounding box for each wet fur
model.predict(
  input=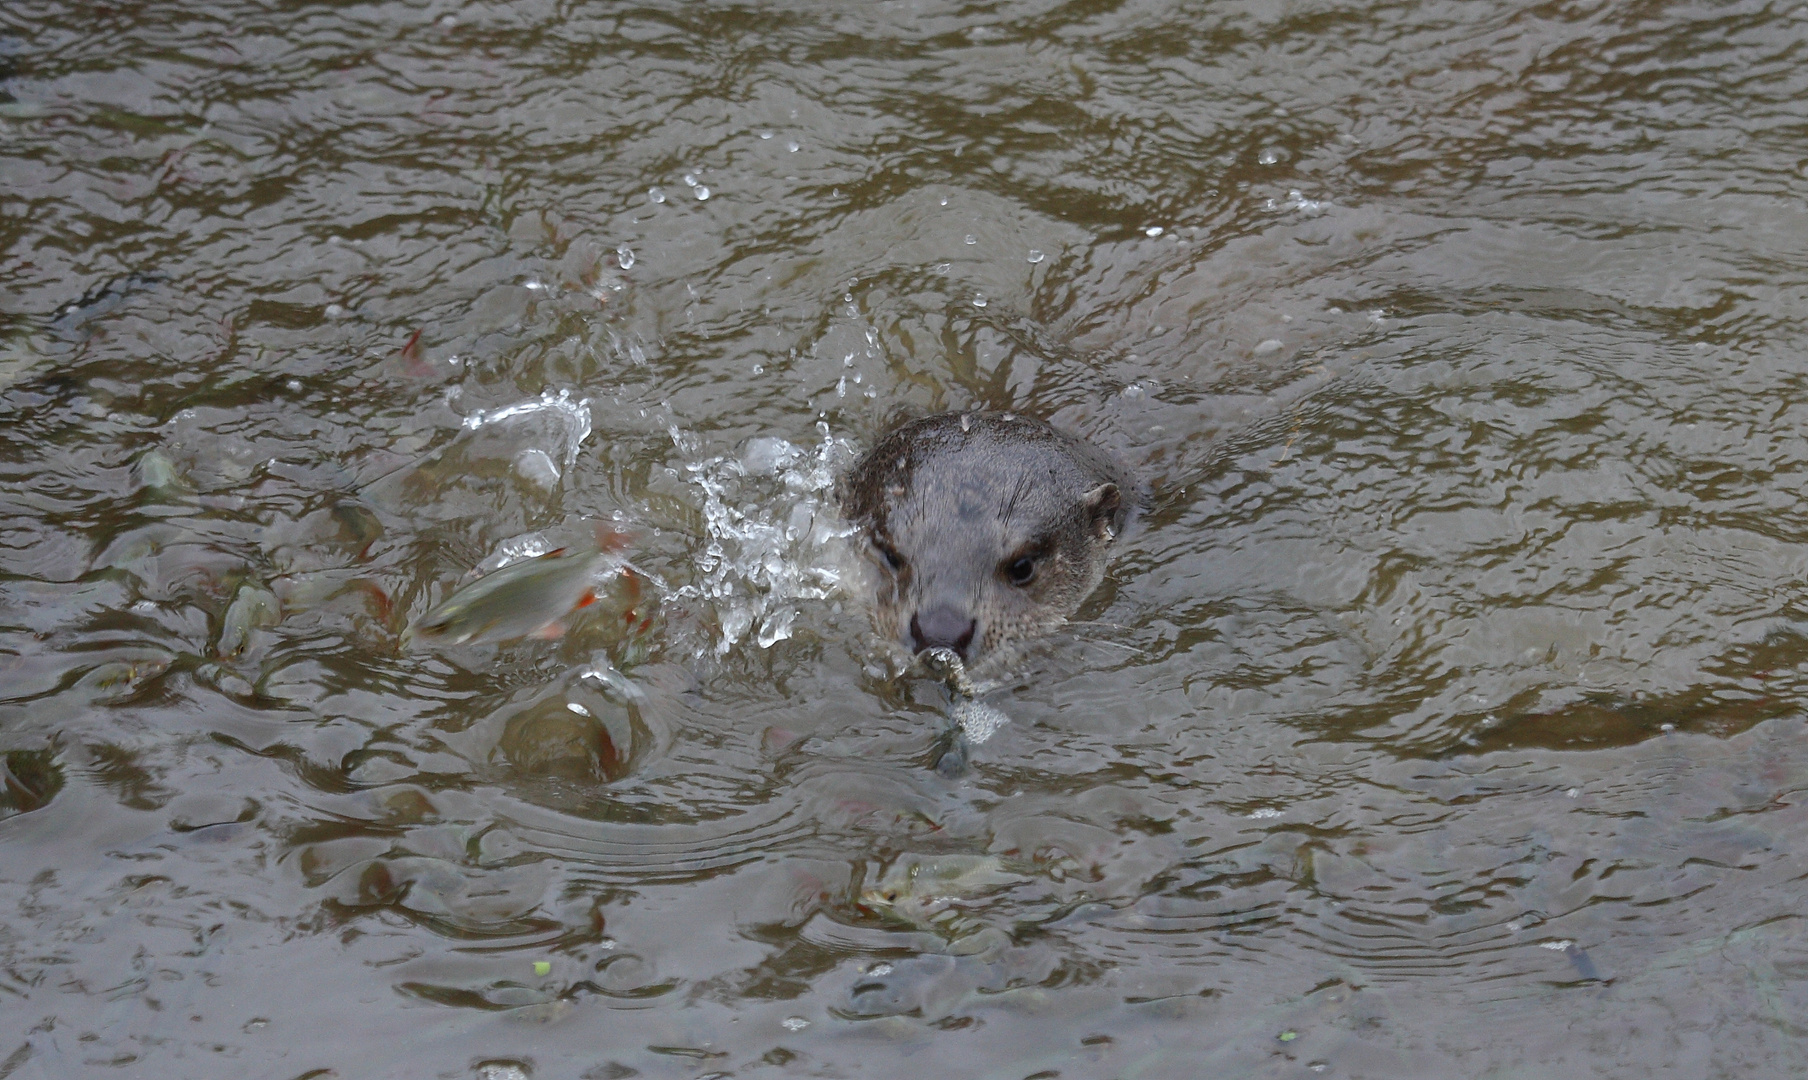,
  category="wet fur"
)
[837,411,1132,674]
